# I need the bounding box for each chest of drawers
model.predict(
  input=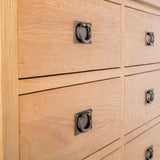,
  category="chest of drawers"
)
[1,0,160,159]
